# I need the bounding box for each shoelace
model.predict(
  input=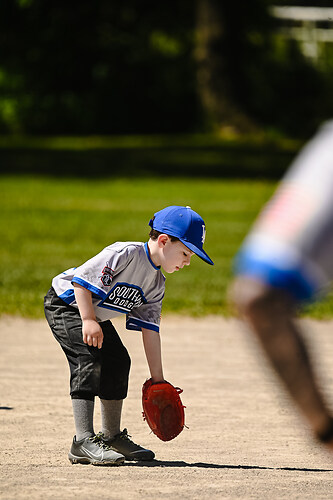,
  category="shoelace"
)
[90,434,113,450]
[118,429,136,444]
